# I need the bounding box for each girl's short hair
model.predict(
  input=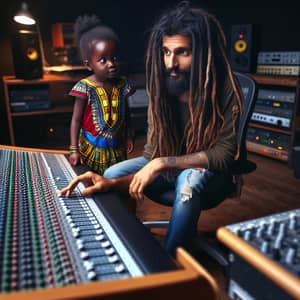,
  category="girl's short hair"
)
[74,14,119,61]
